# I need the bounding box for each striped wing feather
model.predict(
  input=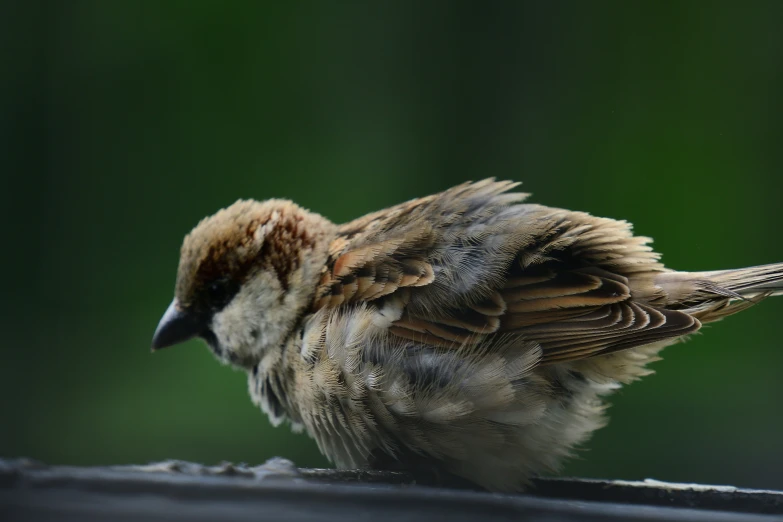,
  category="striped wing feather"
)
[312,180,701,364]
